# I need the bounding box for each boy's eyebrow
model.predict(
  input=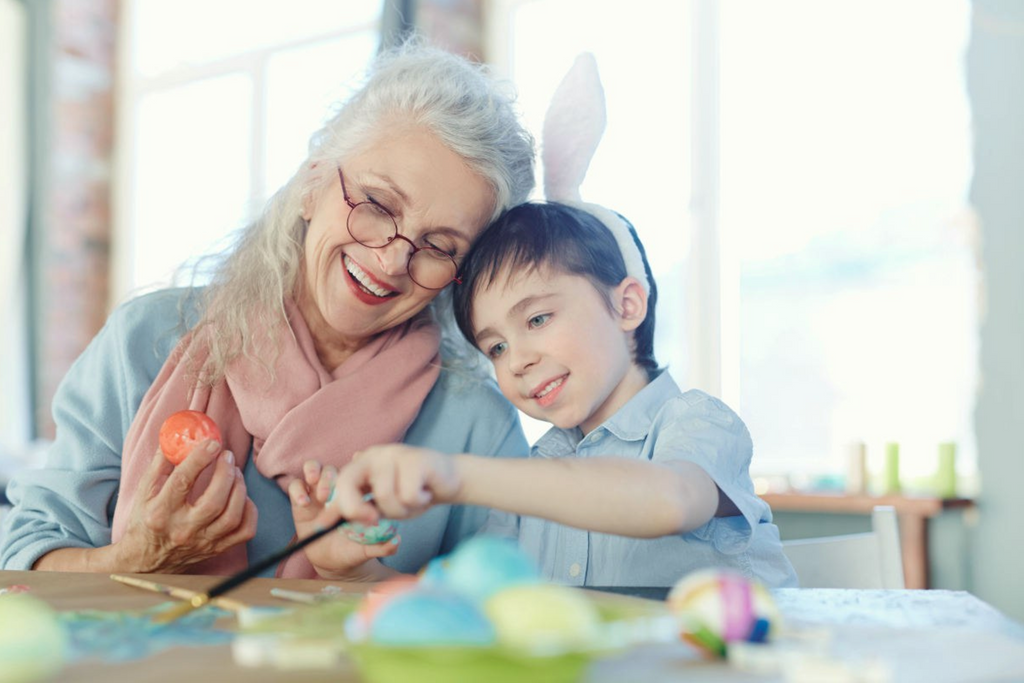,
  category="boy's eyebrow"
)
[474,293,557,346]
